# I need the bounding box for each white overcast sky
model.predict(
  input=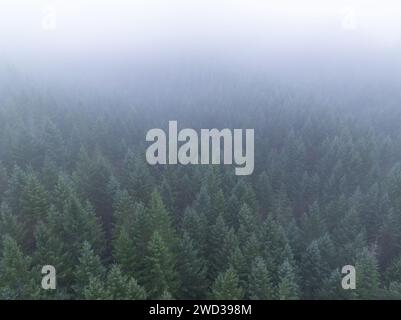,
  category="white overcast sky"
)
[1,0,401,56]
